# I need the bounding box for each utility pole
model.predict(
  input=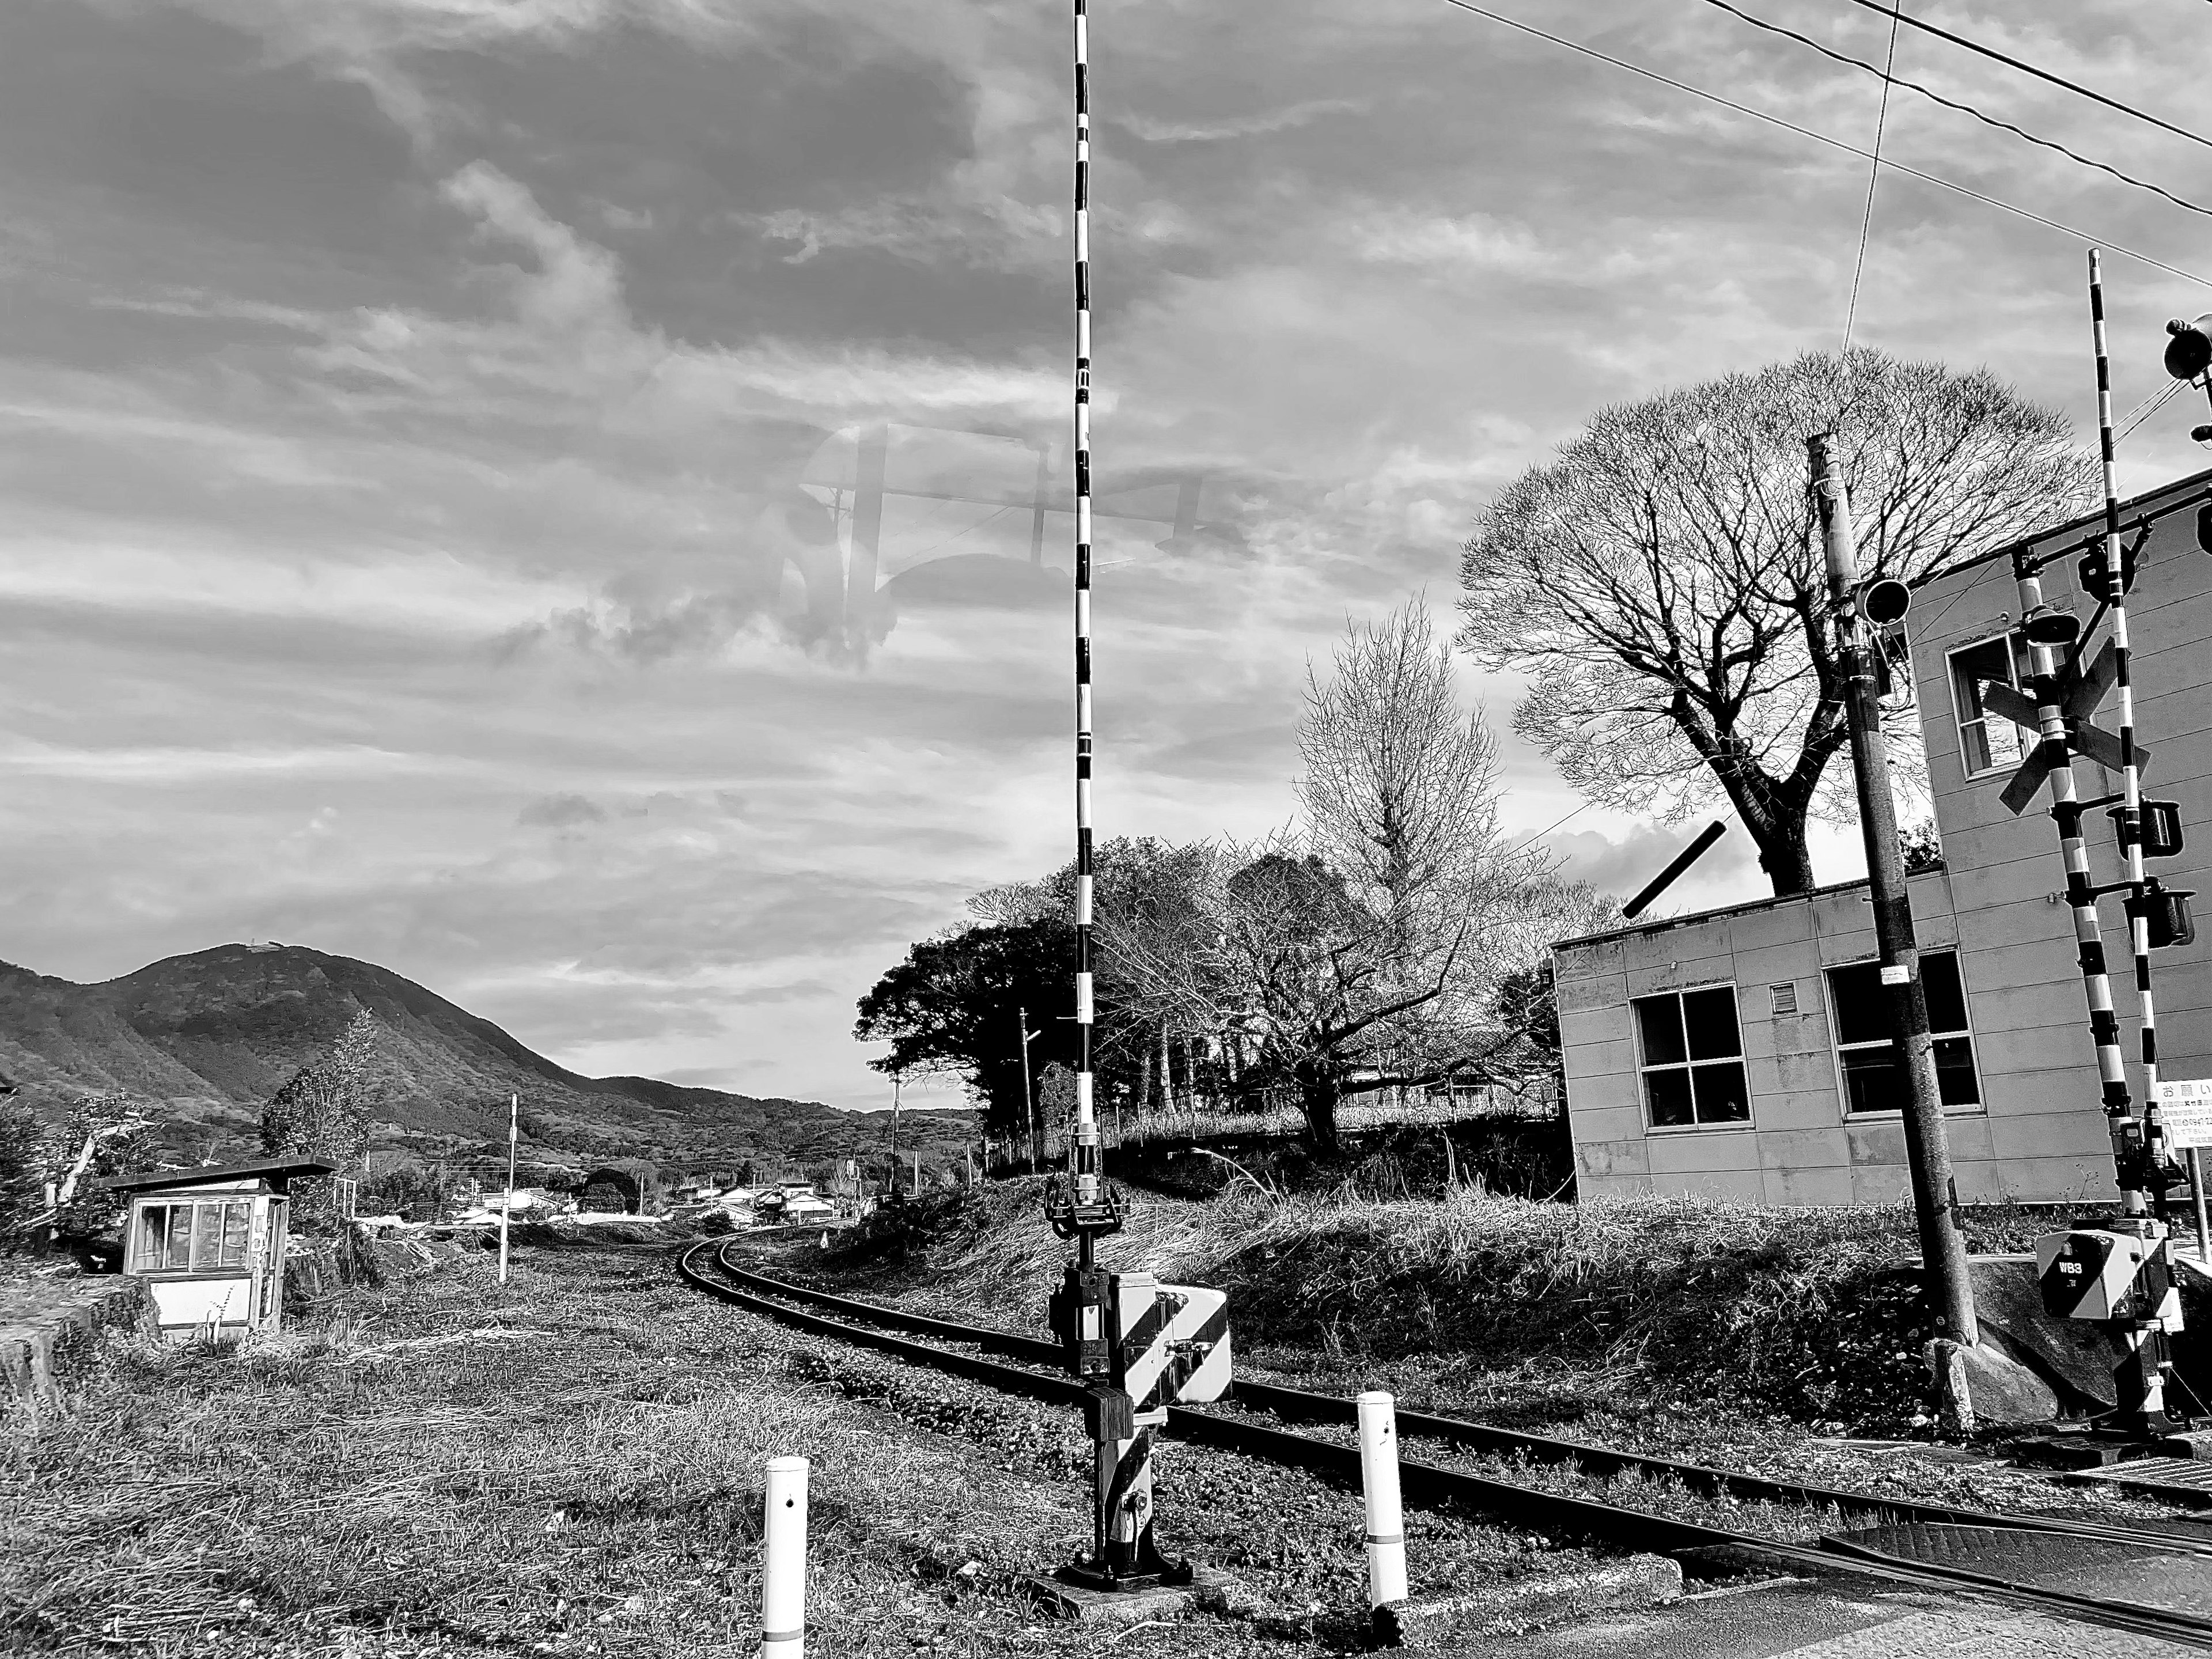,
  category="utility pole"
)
[498,1093,517,1286]
[1809,433,1978,1348]
[1017,1005,1041,1169]
[888,1073,902,1200]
